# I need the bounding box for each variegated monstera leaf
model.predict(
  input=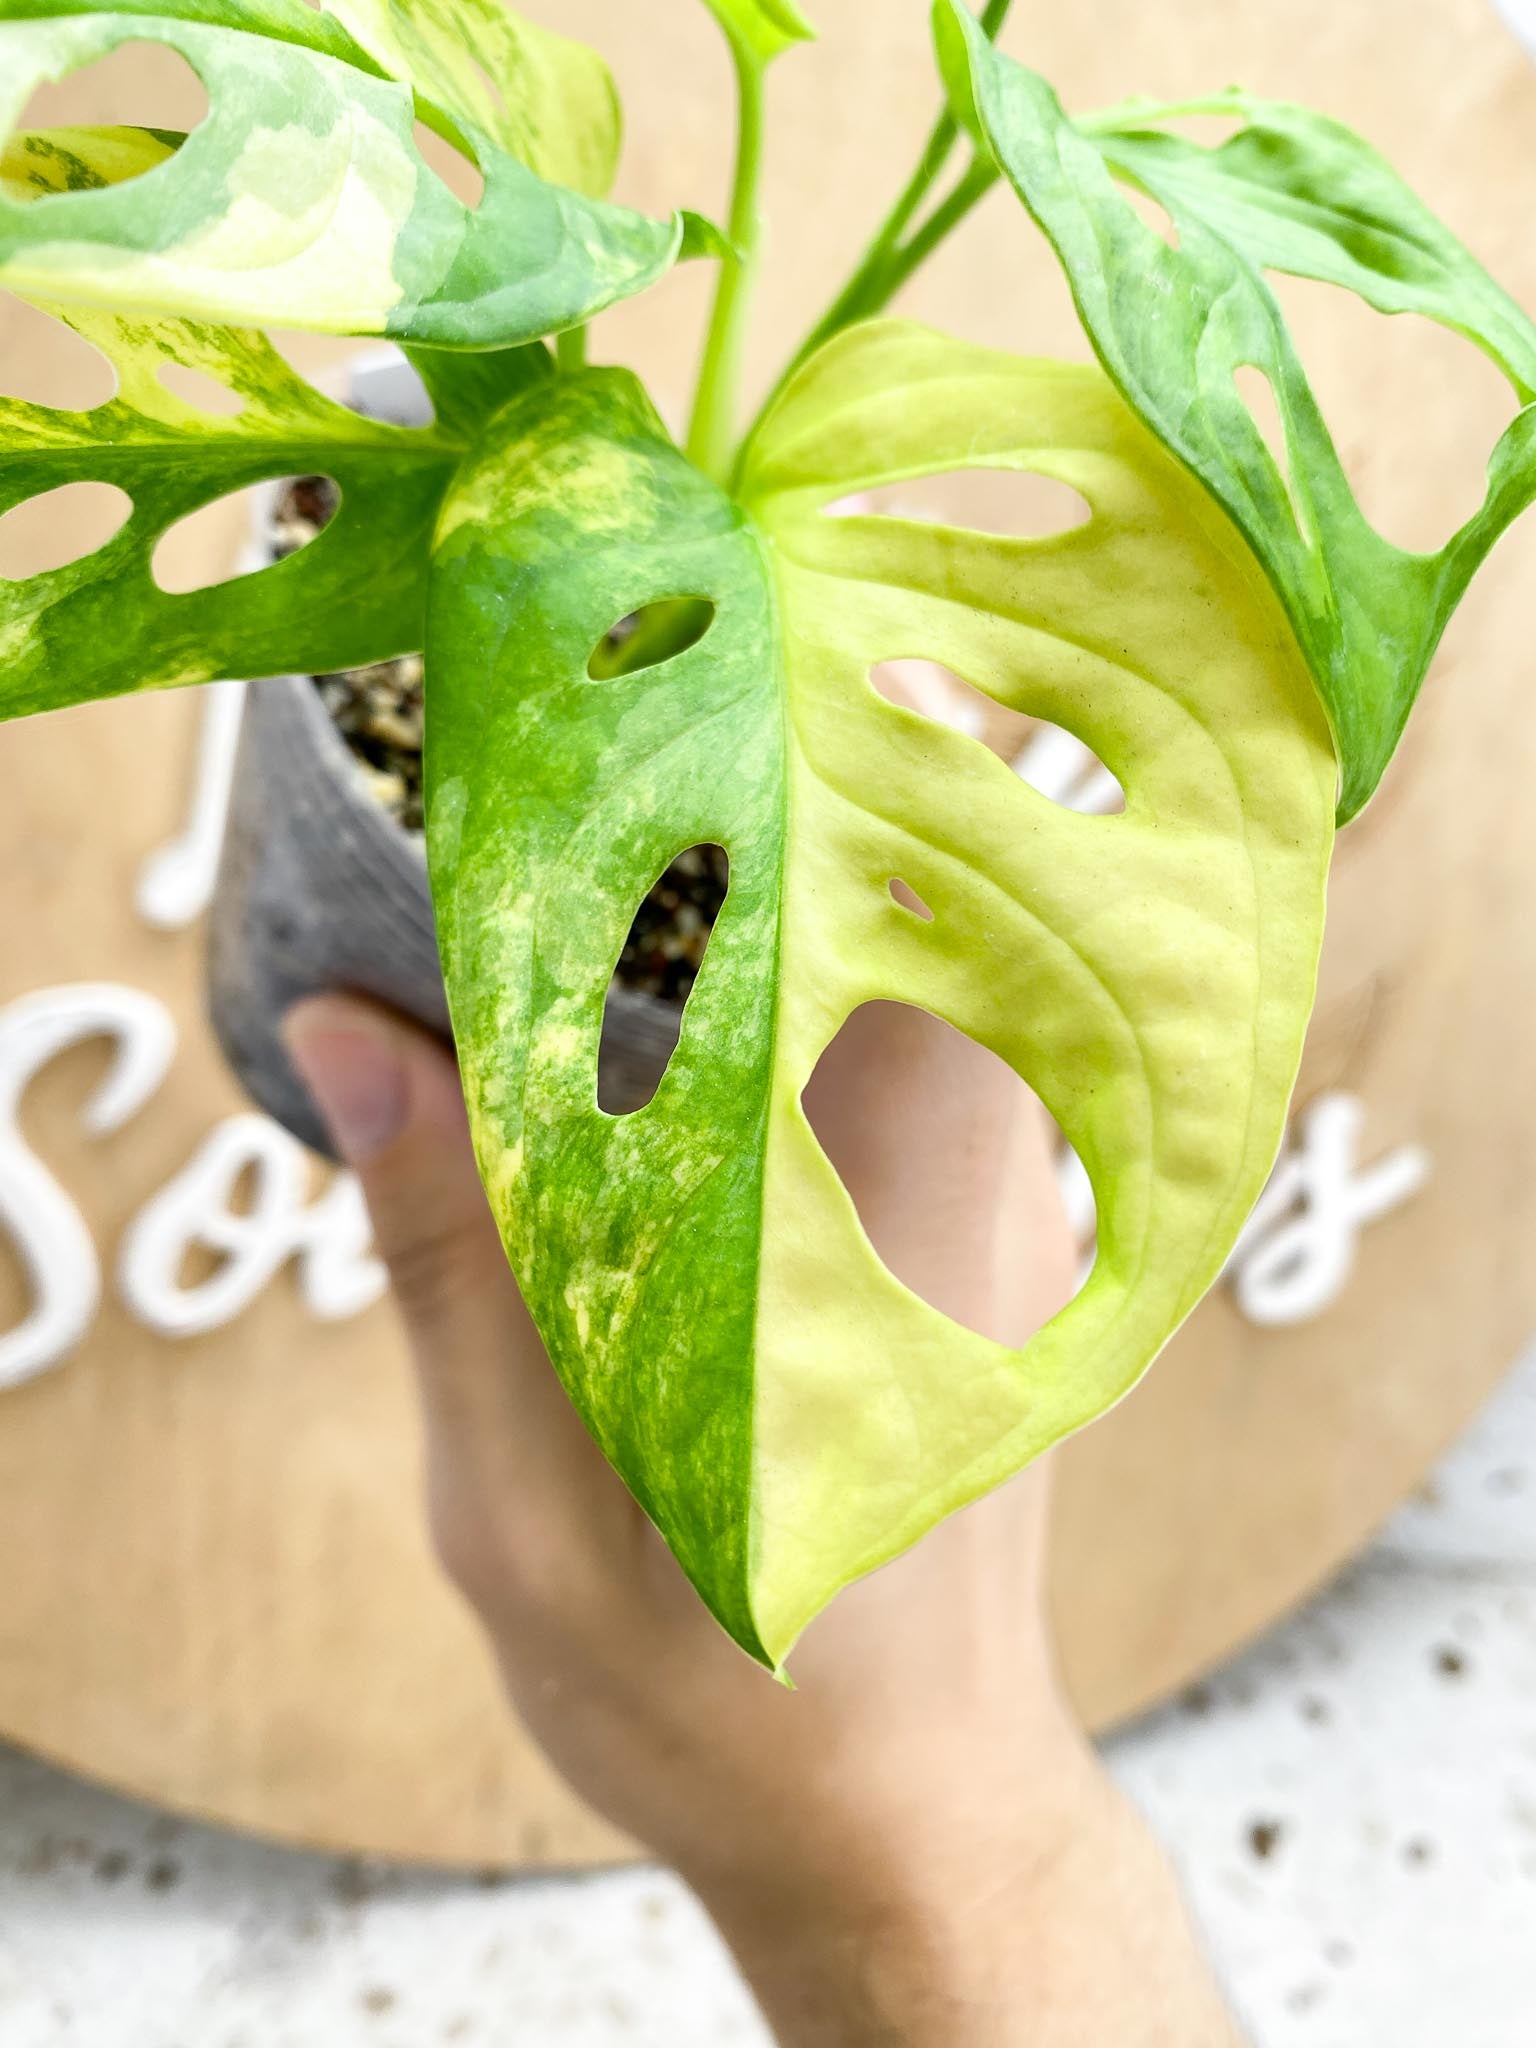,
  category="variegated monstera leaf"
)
[0,0,716,342]
[935,0,1536,821]
[426,321,1337,1667]
[0,0,698,715]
